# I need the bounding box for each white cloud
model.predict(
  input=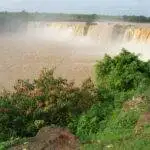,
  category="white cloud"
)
[0,0,149,16]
